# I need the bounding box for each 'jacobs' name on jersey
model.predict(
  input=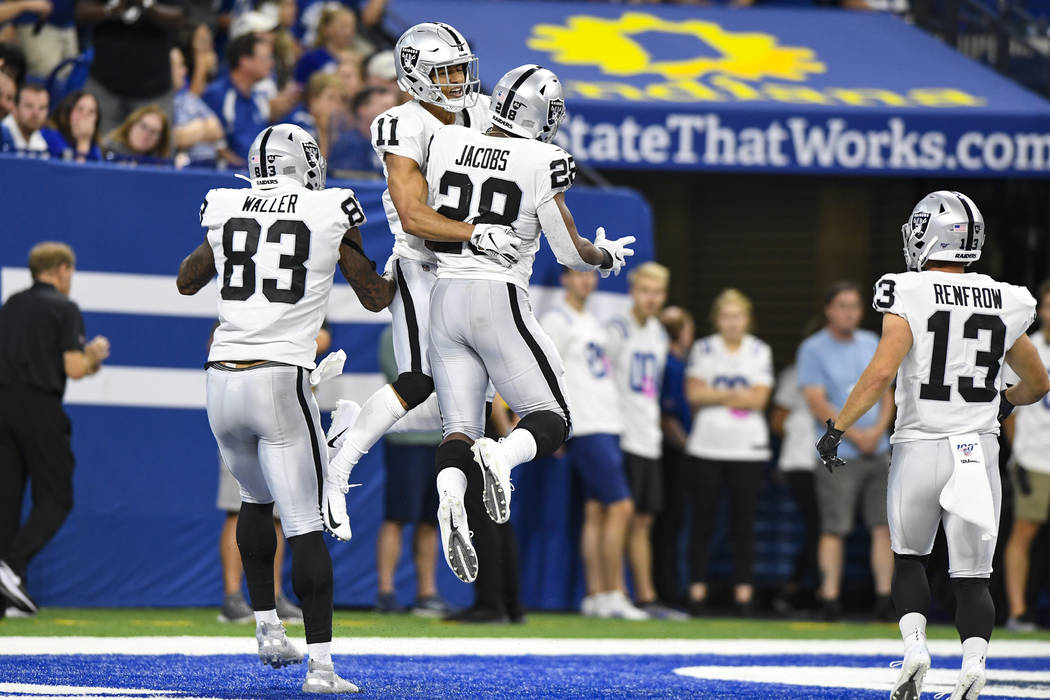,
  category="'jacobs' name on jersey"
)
[932,282,1004,310]
[242,193,299,214]
[453,144,509,171]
